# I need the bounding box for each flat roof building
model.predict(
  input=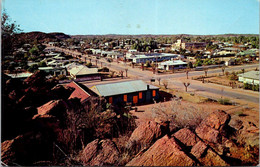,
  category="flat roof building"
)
[158,60,188,70]
[131,53,182,63]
